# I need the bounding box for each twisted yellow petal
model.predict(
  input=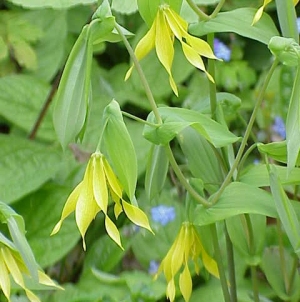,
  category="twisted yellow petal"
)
[0,253,10,300]
[105,216,123,249]
[166,278,176,302]
[179,264,192,302]
[252,0,272,25]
